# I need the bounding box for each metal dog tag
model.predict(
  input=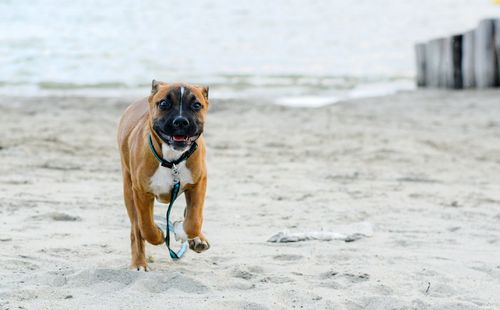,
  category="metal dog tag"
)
[172,164,180,183]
